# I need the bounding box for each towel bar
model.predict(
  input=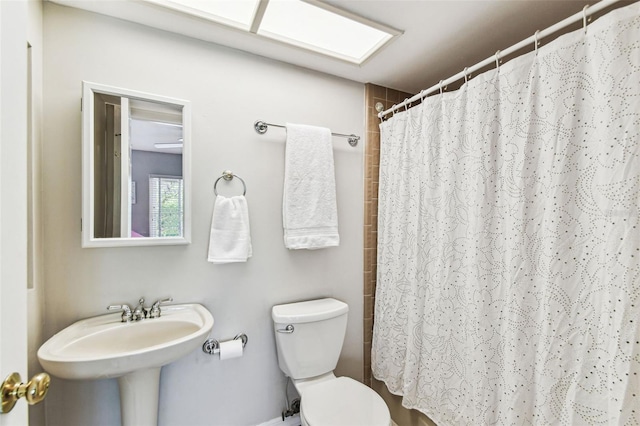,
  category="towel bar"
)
[254,120,359,147]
